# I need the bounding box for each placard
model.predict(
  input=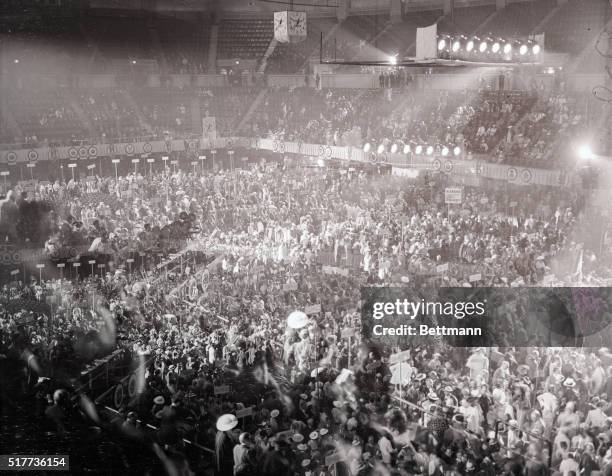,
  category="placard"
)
[214,385,230,395]
[444,187,463,204]
[305,304,321,314]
